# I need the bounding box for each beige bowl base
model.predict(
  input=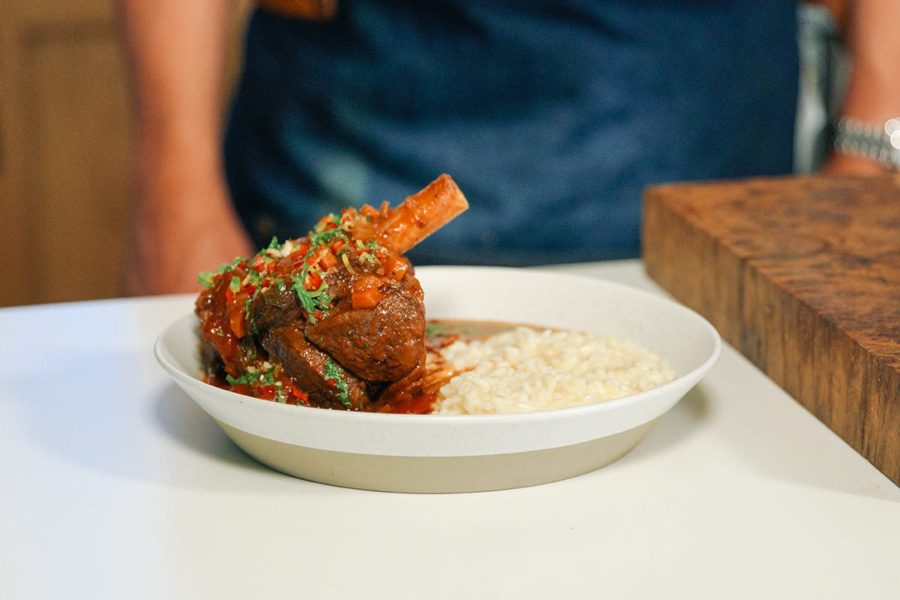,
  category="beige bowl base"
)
[218,419,657,493]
